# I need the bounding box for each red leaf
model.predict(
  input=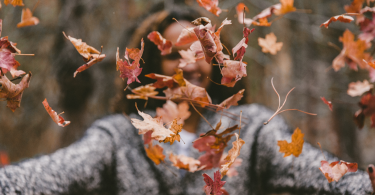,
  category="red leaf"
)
[147,31,172,55]
[116,40,144,85]
[202,170,226,195]
[221,60,247,87]
[319,160,358,183]
[193,24,217,64]
[233,28,254,61]
[175,27,198,46]
[197,0,222,16]
[0,72,31,112]
[320,97,333,111]
[42,98,70,127]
